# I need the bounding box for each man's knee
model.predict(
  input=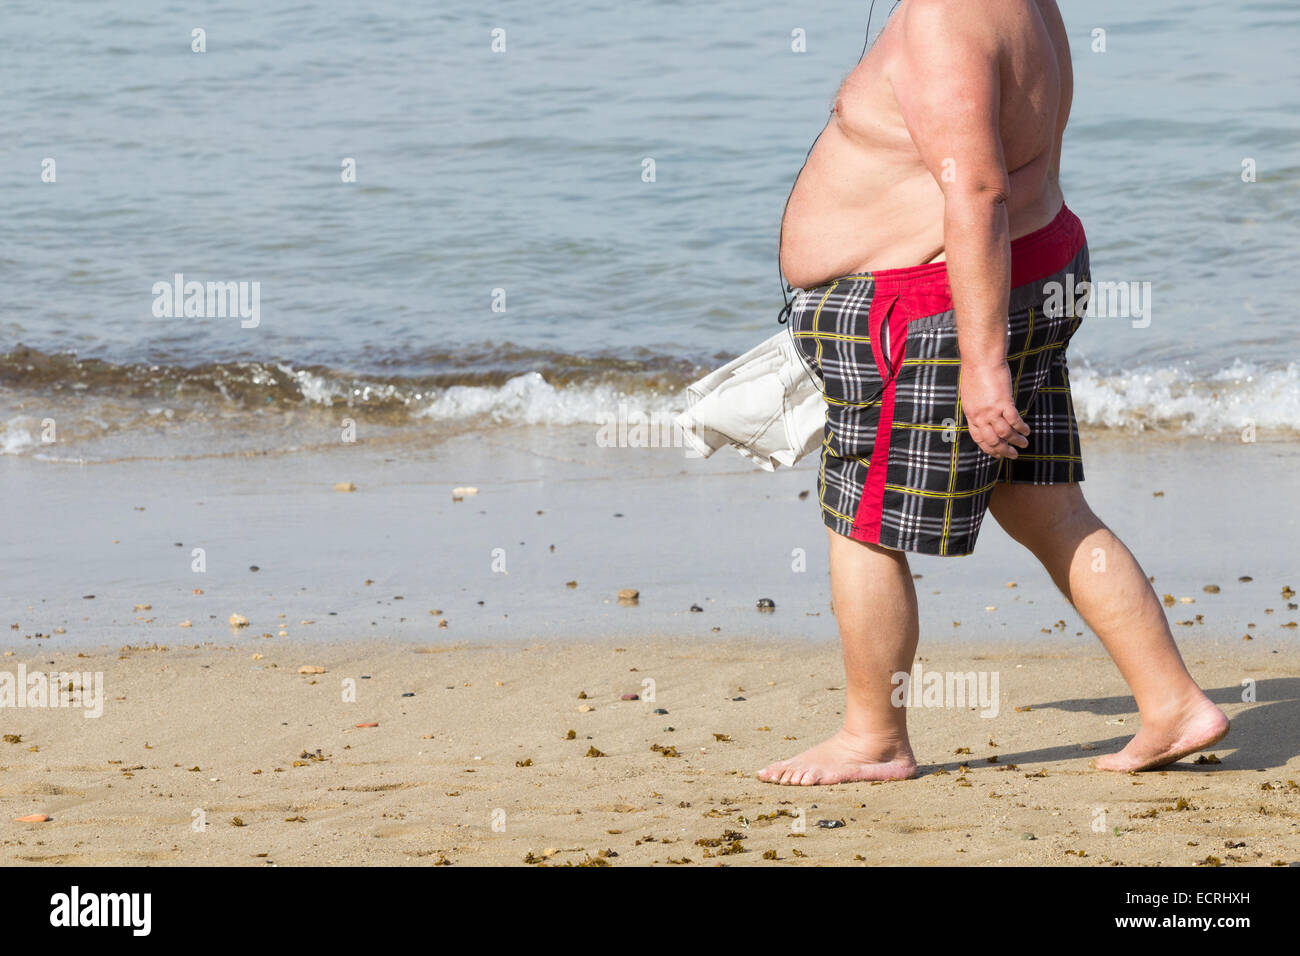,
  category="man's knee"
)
[989,482,1097,550]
